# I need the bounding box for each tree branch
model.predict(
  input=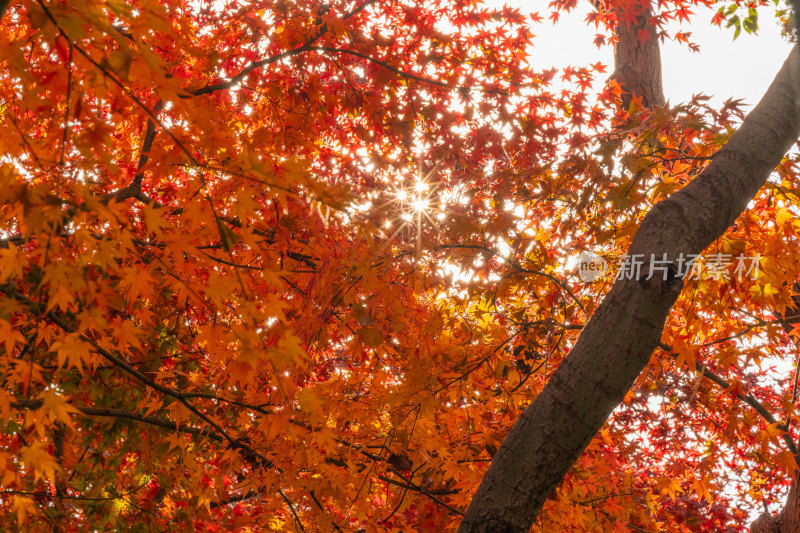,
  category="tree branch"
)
[0,285,275,471]
[12,398,222,440]
[611,2,665,107]
[187,0,381,97]
[458,44,800,533]
[655,343,799,457]
[0,0,10,21]
[102,101,163,204]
